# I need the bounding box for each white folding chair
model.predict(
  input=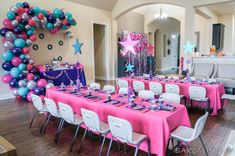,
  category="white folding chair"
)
[138,90,155,99]
[158,75,166,79]
[189,86,210,112]
[133,81,145,93]
[79,108,110,156]
[116,79,129,88]
[161,93,181,104]
[149,82,162,96]
[43,98,62,134]
[29,94,48,134]
[90,82,101,90]
[107,116,151,156]
[57,102,84,152]
[118,87,128,95]
[169,112,209,156]
[168,75,179,80]
[165,84,186,104]
[103,85,115,93]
